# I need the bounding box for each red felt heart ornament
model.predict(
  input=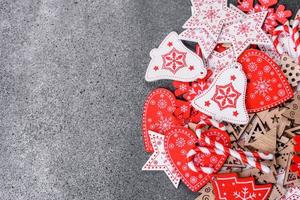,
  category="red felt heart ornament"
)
[238,49,293,113]
[164,127,230,192]
[142,88,181,152]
